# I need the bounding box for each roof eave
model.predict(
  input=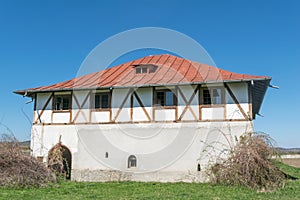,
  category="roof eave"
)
[14,77,271,96]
